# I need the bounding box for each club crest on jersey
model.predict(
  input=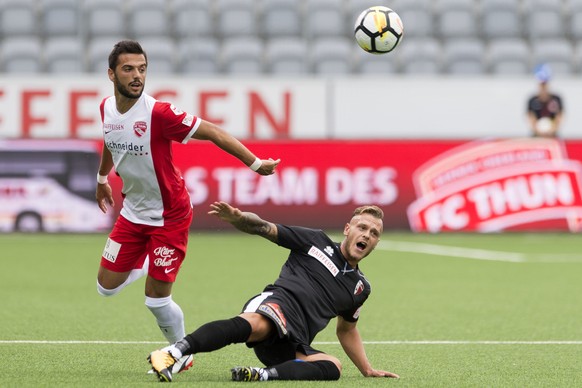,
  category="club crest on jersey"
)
[354,280,365,295]
[133,121,147,137]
